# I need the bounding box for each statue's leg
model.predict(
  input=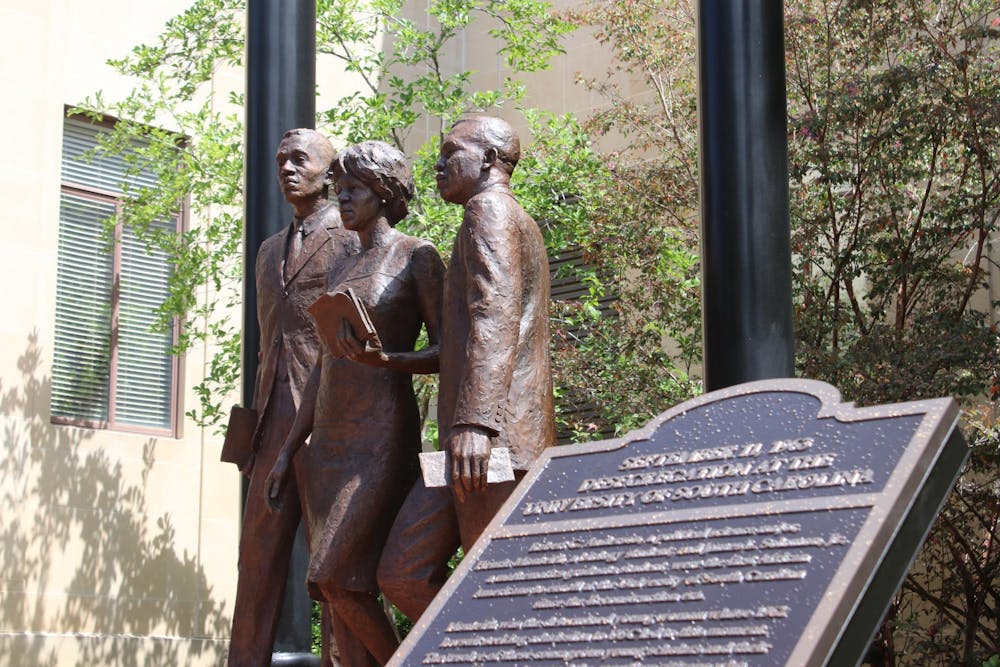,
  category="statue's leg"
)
[329,589,399,665]
[377,480,459,622]
[228,388,301,667]
[453,473,524,551]
[325,603,375,667]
